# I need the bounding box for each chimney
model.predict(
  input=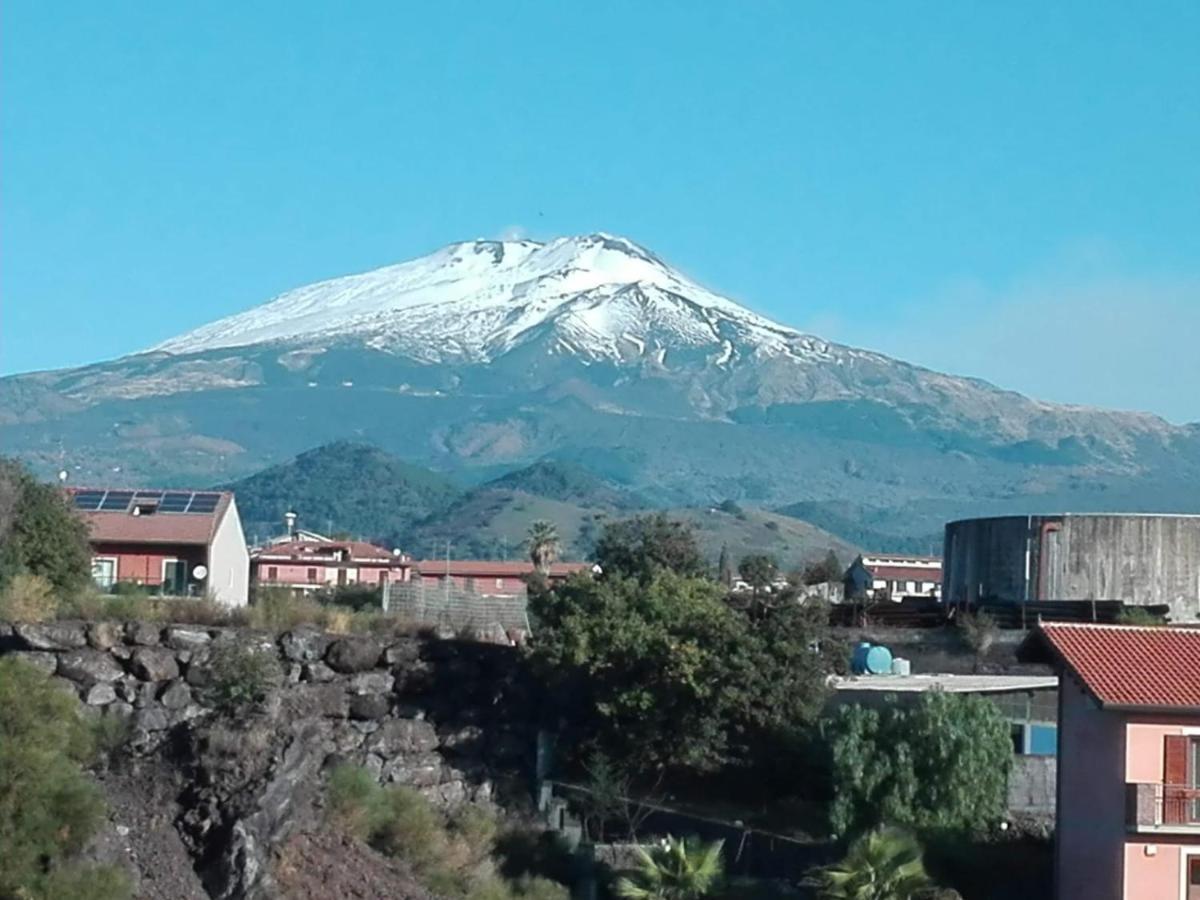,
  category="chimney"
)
[284,510,297,539]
